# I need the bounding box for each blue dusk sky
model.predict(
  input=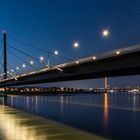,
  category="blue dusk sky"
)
[0,0,140,88]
